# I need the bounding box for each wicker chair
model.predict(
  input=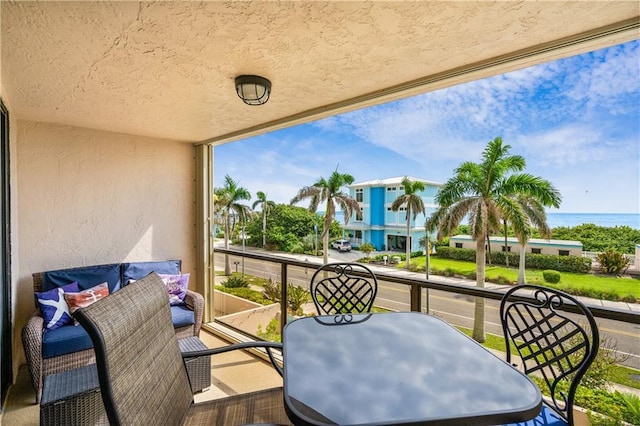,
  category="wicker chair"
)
[23,269,204,403]
[309,262,378,315]
[75,272,290,425]
[500,284,600,426]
